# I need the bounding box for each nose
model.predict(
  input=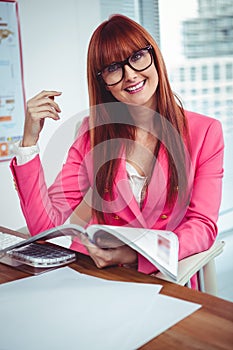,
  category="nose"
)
[123,64,138,81]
